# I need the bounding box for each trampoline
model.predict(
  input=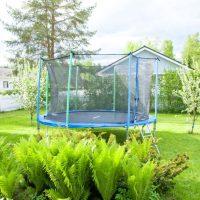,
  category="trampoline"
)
[38,111,156,128]
[37,51,159,139]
